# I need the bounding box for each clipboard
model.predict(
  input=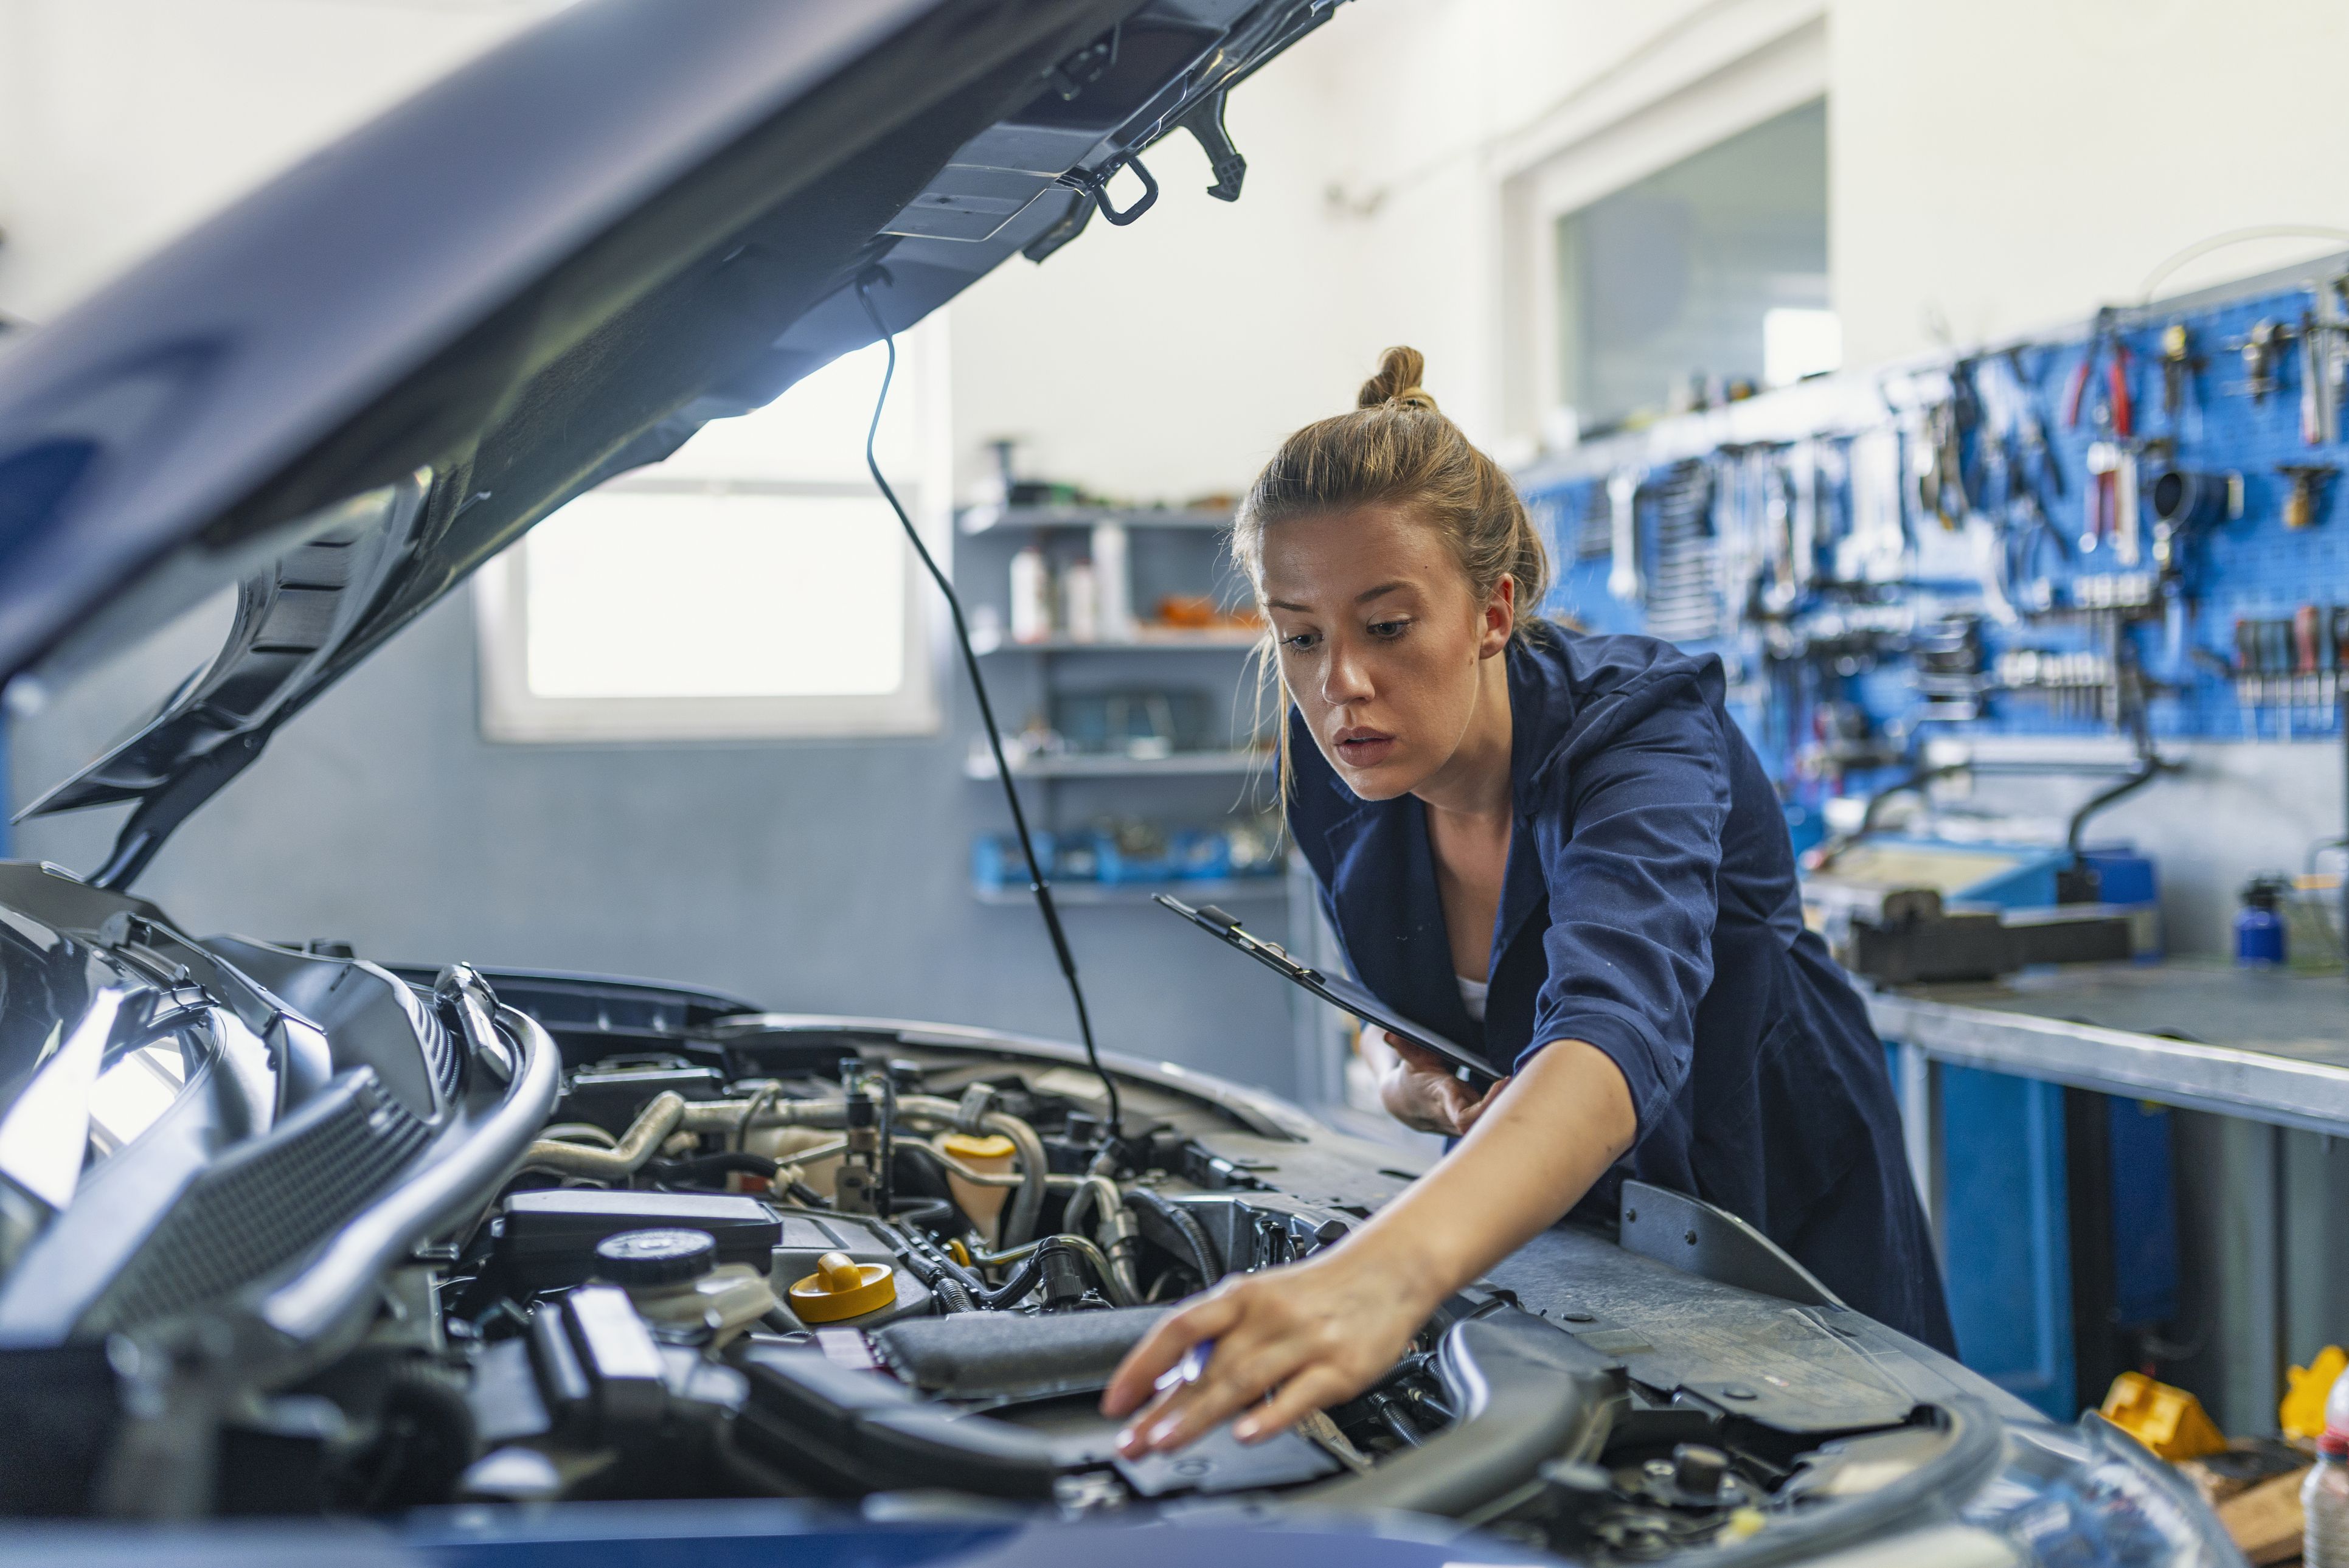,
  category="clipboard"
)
[1152,893,1502,1087]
